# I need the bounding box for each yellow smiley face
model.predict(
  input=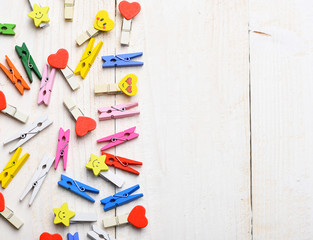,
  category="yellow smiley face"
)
[86,154,108,176]
[94,10,114,32]
[27,4,50,27]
